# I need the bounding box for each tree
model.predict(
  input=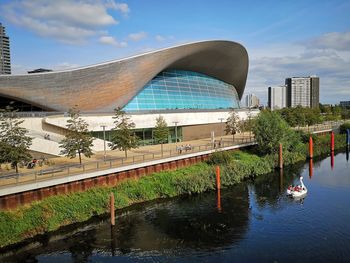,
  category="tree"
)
[153,115,169,156]
[59,107,94,164]
[252,110,301,155]
[245,107,255,137]
[108,107,139,158]
[0,104,33,173]
[225,109,240,142]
